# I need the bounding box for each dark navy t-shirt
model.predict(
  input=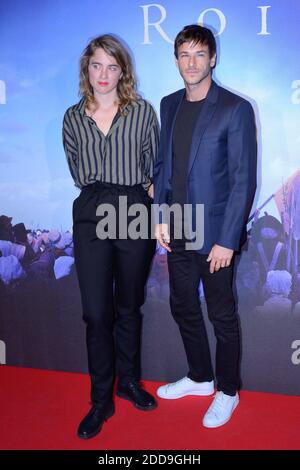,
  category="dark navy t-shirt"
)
[171,96,205,206]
